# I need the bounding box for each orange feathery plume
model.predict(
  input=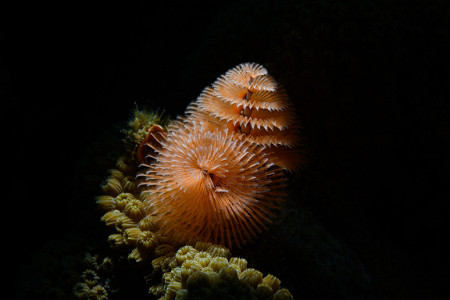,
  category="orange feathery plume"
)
[185,62,307,173]
[138,121,286,248]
